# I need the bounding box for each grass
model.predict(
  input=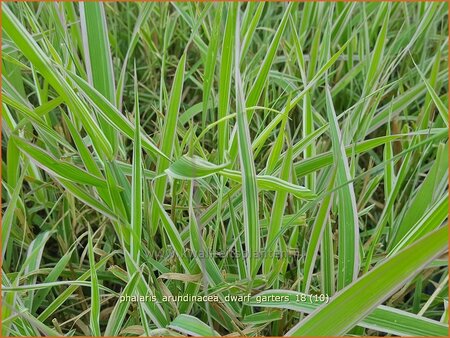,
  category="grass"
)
[1,1,449,336]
